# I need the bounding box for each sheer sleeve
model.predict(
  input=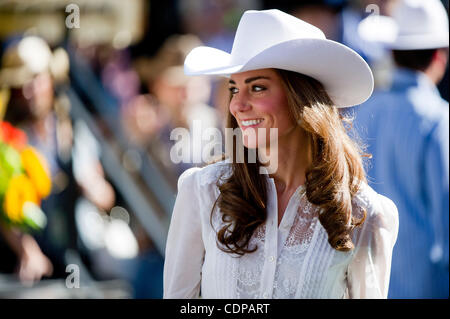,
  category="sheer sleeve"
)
[163,167,204,298]
[347,194,399,298]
